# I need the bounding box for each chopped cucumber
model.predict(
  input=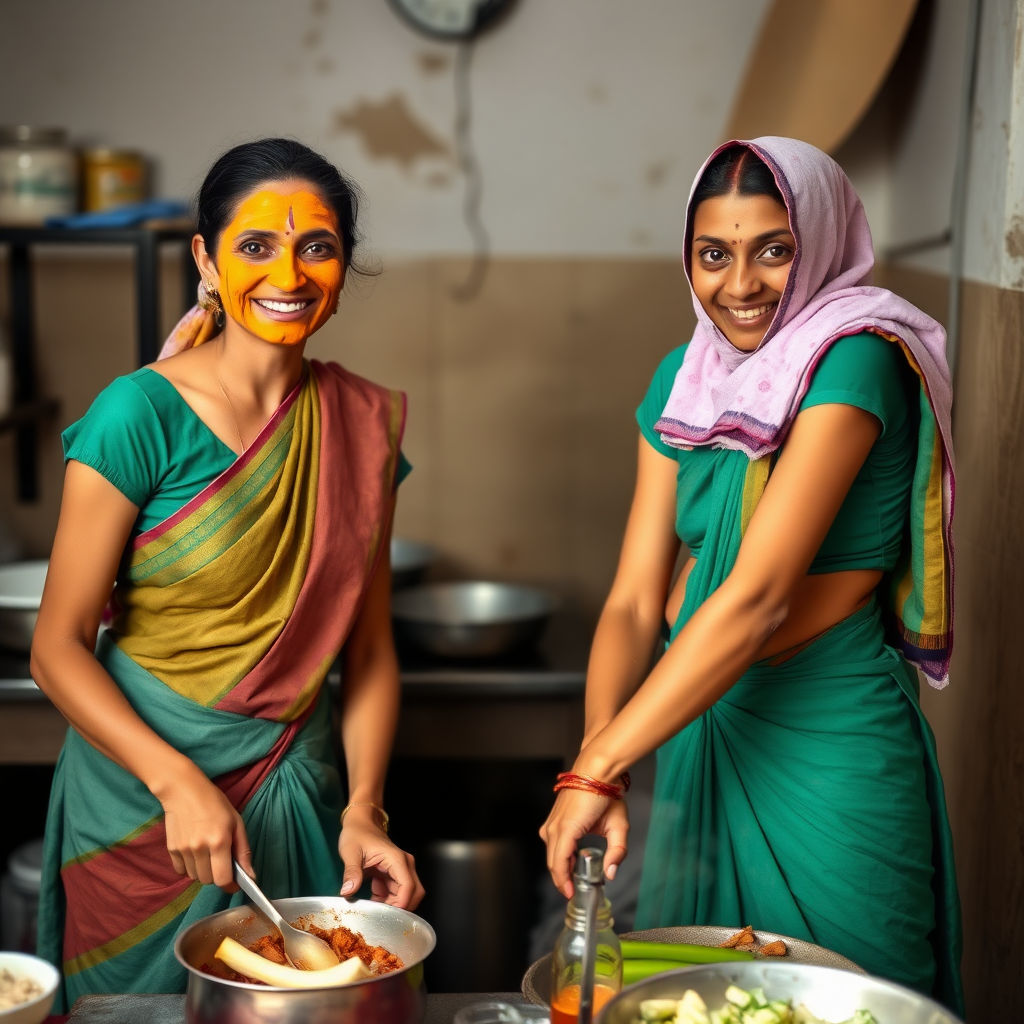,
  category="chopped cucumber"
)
[633,987,879,1024]
[640,999,680,1022]
[726,986,753,1009]
[678,989,711,1024]
[748,1009,783,1024]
